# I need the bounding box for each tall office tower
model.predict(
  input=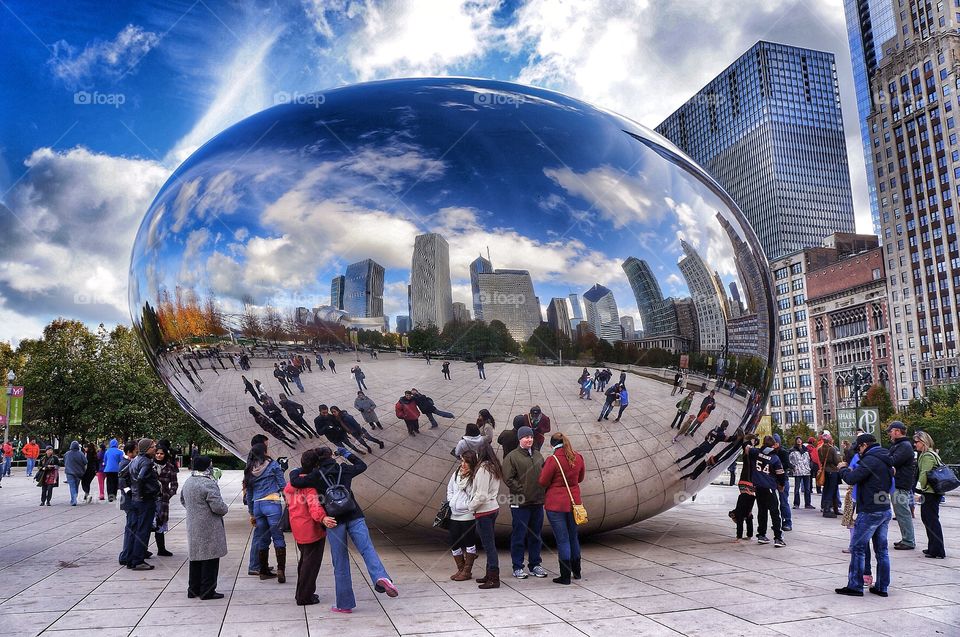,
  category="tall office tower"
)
[677,241,727,353]
[843,0,897,234]
[330,275,345,310]
[582,283,621,343]
[470,253,493,321]
[843,3,960,405]
[621,257,680,337]
[620,315,636,340]
[396,315,411,334]
[547,297,573,340]
[568,293,585,333]
[452,302,471,323]
[674,297,700,352]
[477,269,541,343]
[729,282,744,317]
[656,40,856,260]
[343,259,385,318]
[295,306,311,324]
[411,233,453,329]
